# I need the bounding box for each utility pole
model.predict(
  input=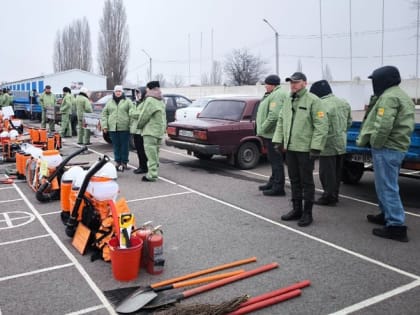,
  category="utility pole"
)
[142,49,152,81]
[262,18,279,75]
